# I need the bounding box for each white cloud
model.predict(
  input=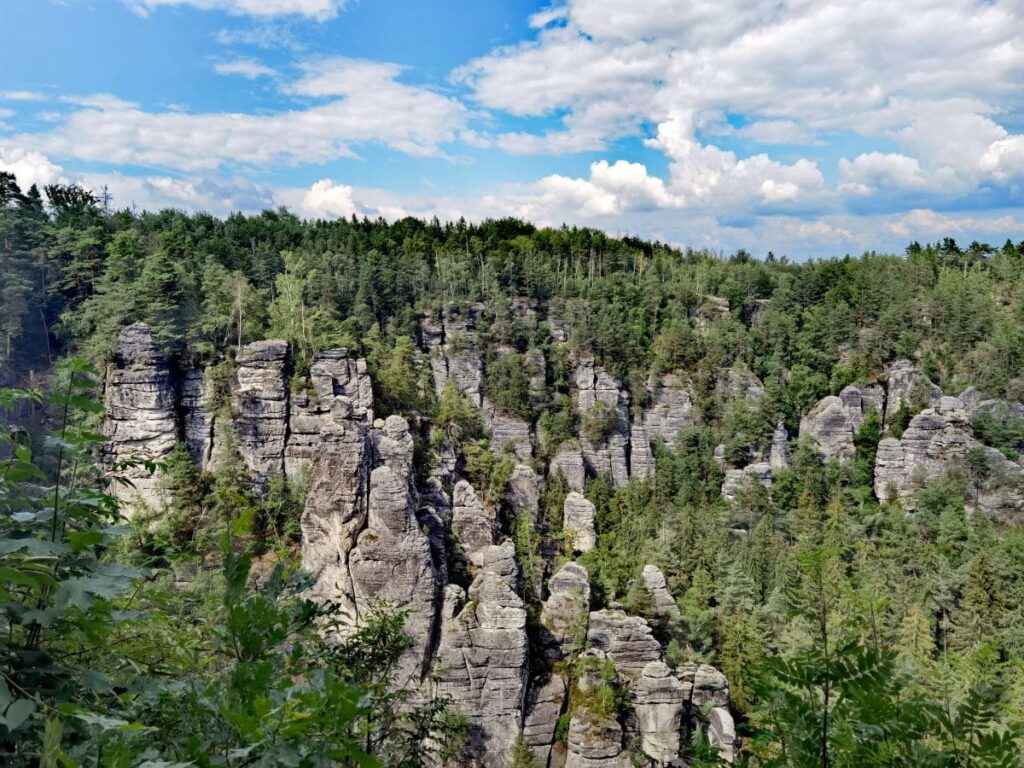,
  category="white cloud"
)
[0,91,47,102]
[0,147,66,189]
[290,178,360,218]
[888,208,1024,239]
[287,57,404,97]
[838,152,929,193]
[11,65,467,171]
[128,0,345,21]
[735,120,815,145]
[980,136,1024,182]
[213,58,277,79]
